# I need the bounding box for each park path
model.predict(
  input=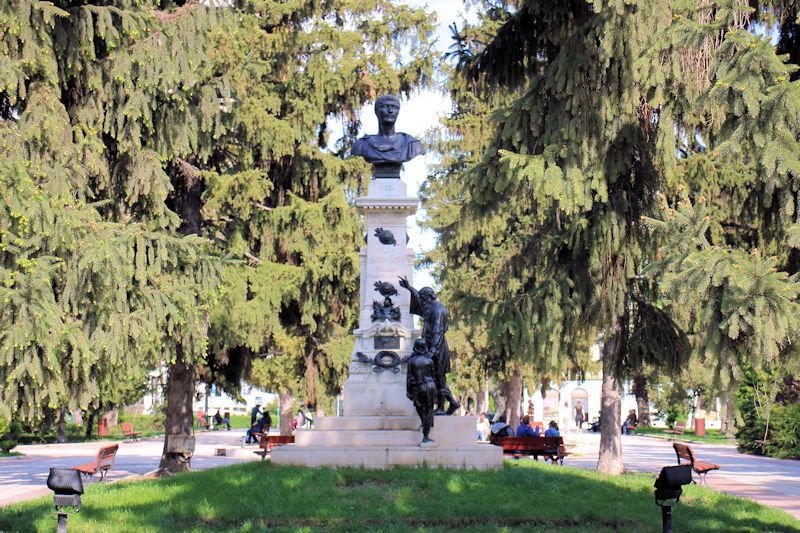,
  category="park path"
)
[0,430,257,507]
[564,431,800,520]
[2,427,799,522]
